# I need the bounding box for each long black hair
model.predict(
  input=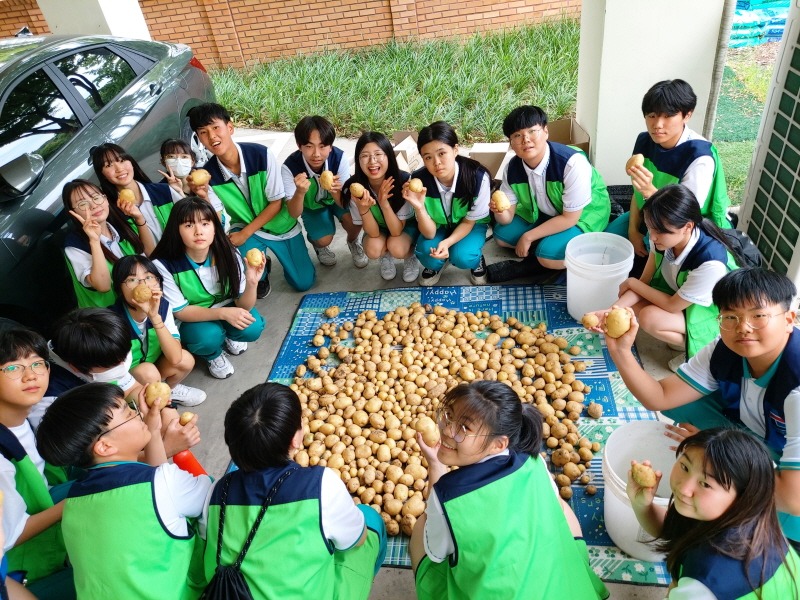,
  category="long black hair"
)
[62,179,145,260]
[417,121,487,211]
[345,131,407,214]
[151,197,241,299]
[642,185,745,266]
[91,143,152,203]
